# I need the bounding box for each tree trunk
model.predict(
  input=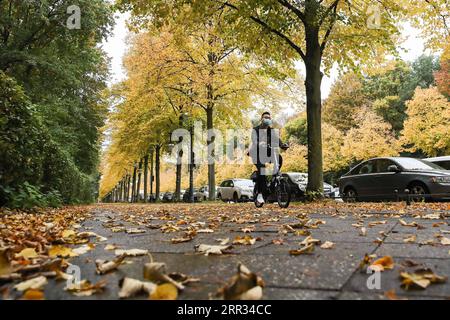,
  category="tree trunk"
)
[127,174,131,202]
[137,159,143,202]
[143,155,148,203]
[131,166,137,203]
[175,118,183,202]
[304,25,324,194]
[155,145,161,201]
[149,149,154,200]
[206,107,216,201]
